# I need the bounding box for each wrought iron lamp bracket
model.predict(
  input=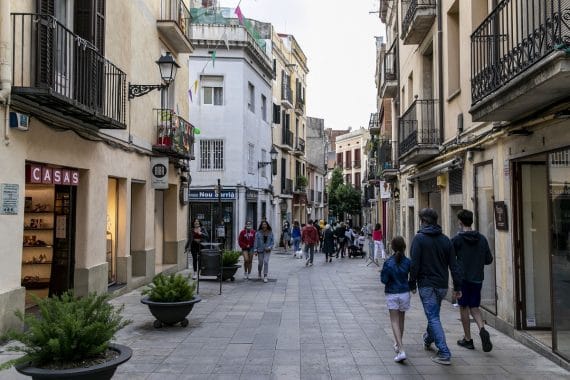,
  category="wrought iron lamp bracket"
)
[128,83,168,100]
